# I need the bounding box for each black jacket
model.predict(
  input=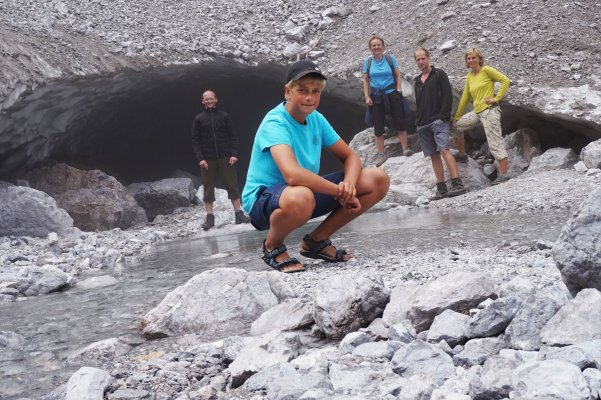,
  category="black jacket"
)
[191,108,239,160]
[414,67,453,126]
